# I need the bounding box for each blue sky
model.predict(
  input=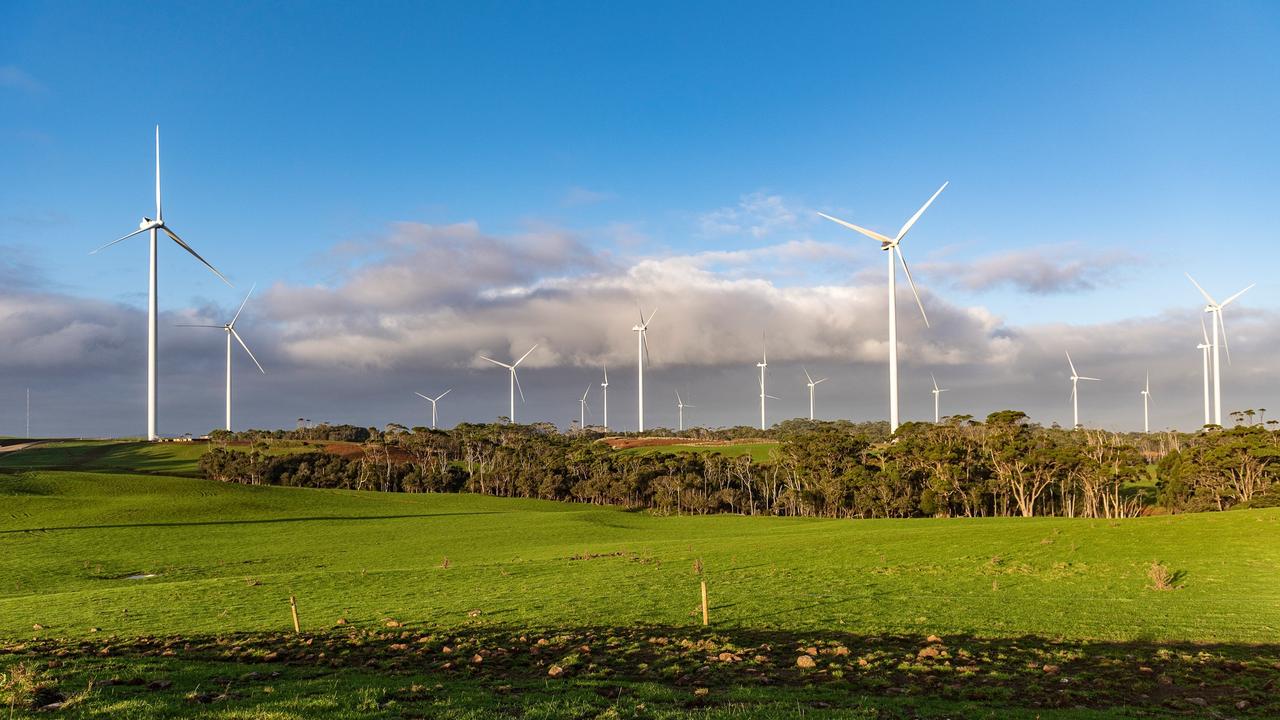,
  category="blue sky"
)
[2,1,1279,435]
